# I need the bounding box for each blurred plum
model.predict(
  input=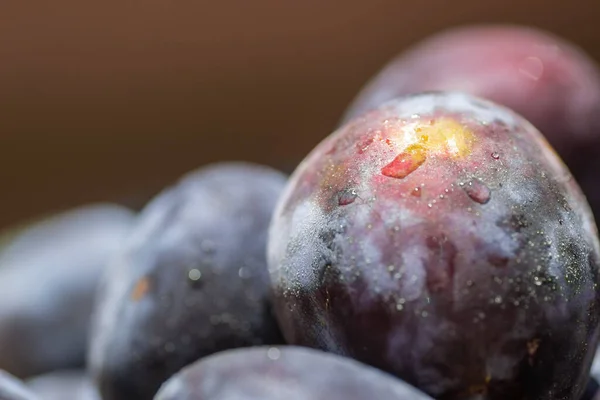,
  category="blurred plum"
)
[342,25,600,221]
[0,370,39,400]
[26,371,99,400]
[154,346,432,400]
[0,204,135,378]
